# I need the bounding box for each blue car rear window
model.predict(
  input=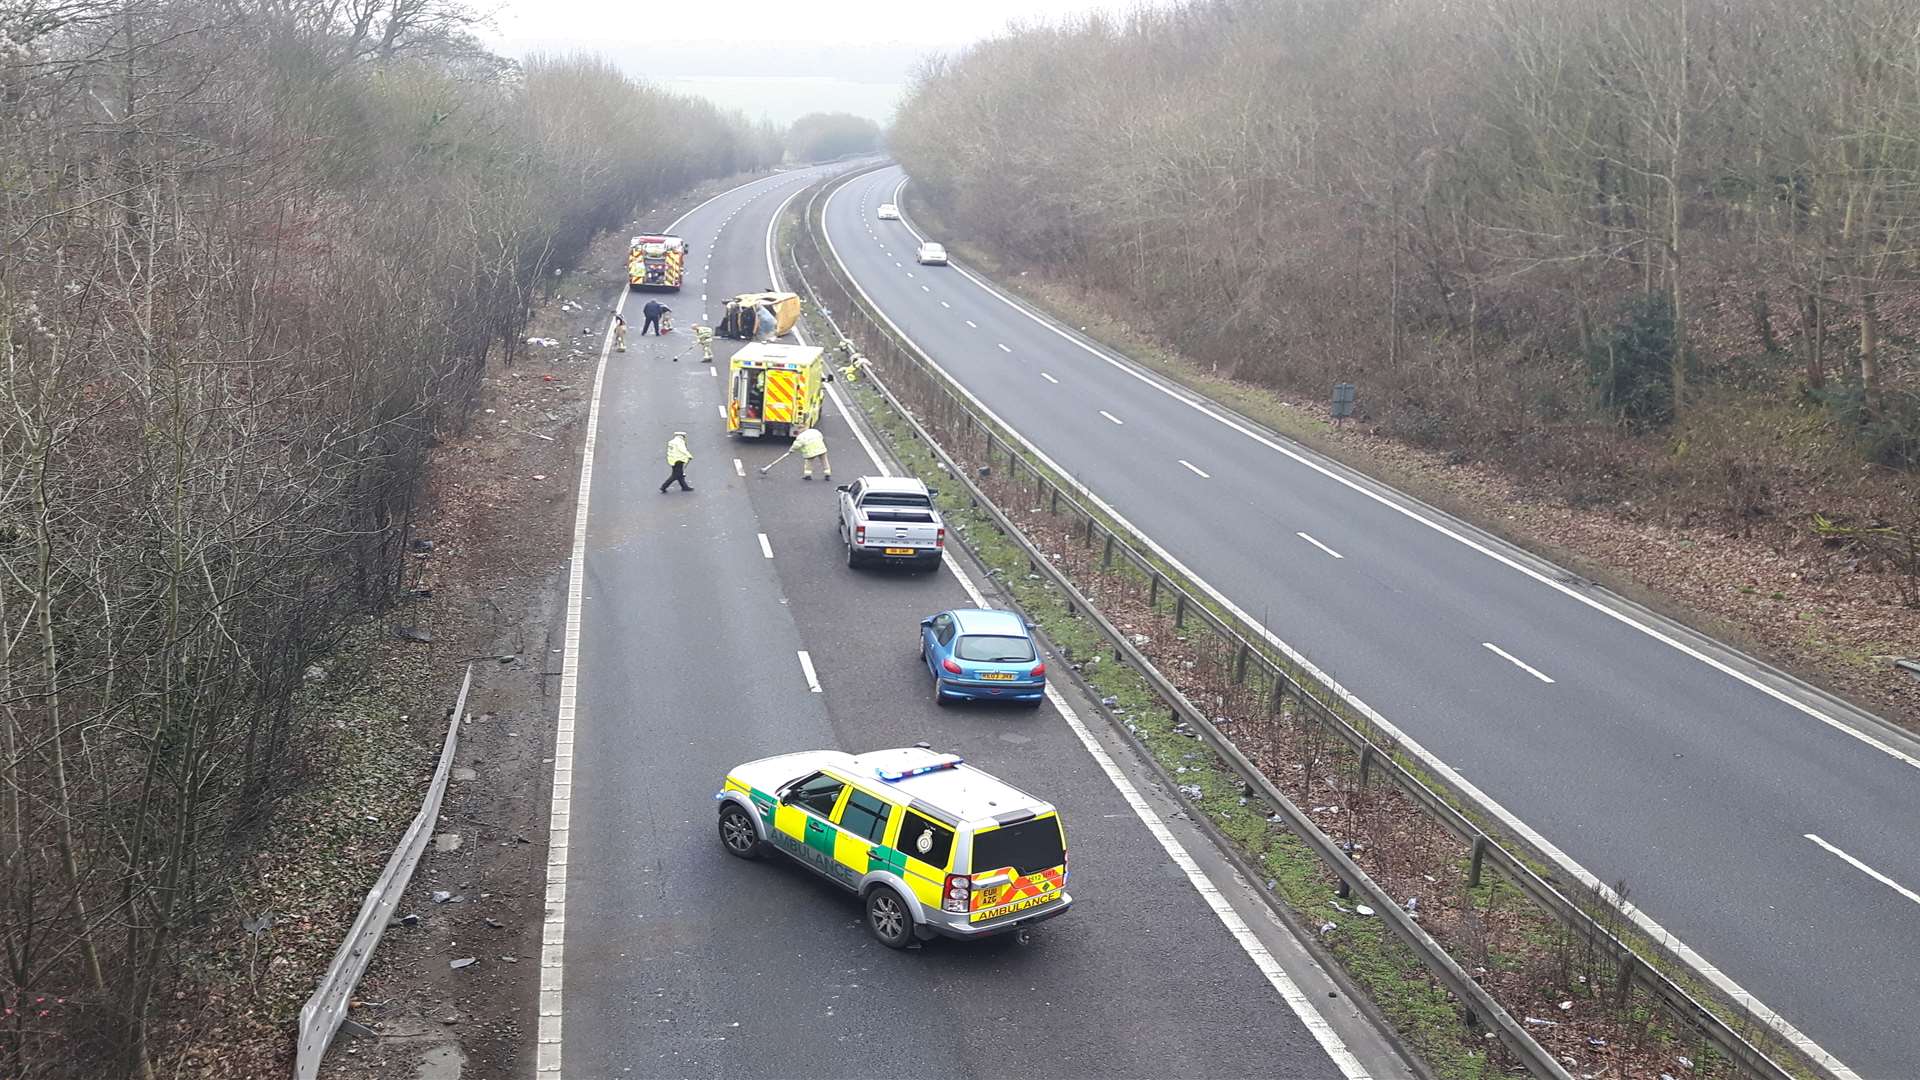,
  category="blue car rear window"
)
[954,634,1035,663]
